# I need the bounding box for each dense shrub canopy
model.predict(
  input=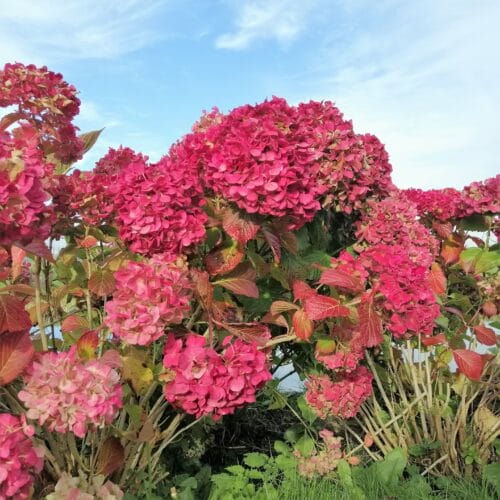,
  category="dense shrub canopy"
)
[0,62,498,498]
